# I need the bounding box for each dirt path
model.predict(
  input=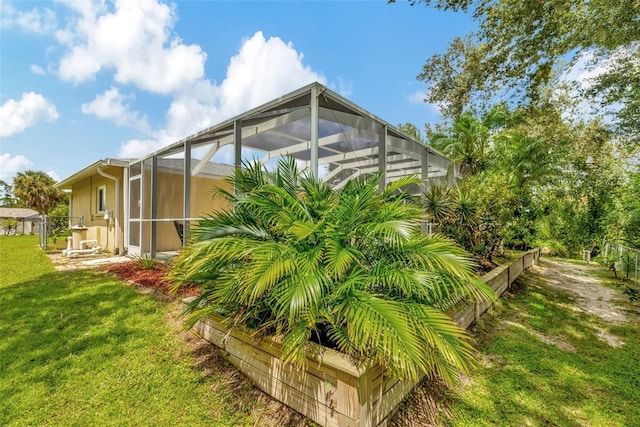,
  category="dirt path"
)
[530,258,628,324]
[390,256,635,425]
